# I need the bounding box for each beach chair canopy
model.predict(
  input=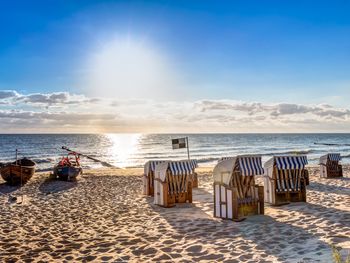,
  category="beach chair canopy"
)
[154,161,195,182]
[213,155,264,184]
[264,156,308,171]
[188,159,198,170]
[319,153,341,165]
[144,160,168,175]
[179,159,198,170]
